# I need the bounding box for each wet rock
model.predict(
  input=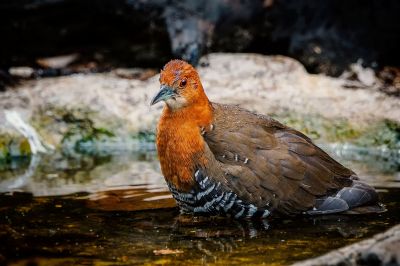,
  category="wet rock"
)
[292,224,400,266]
[0,53,399,156]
